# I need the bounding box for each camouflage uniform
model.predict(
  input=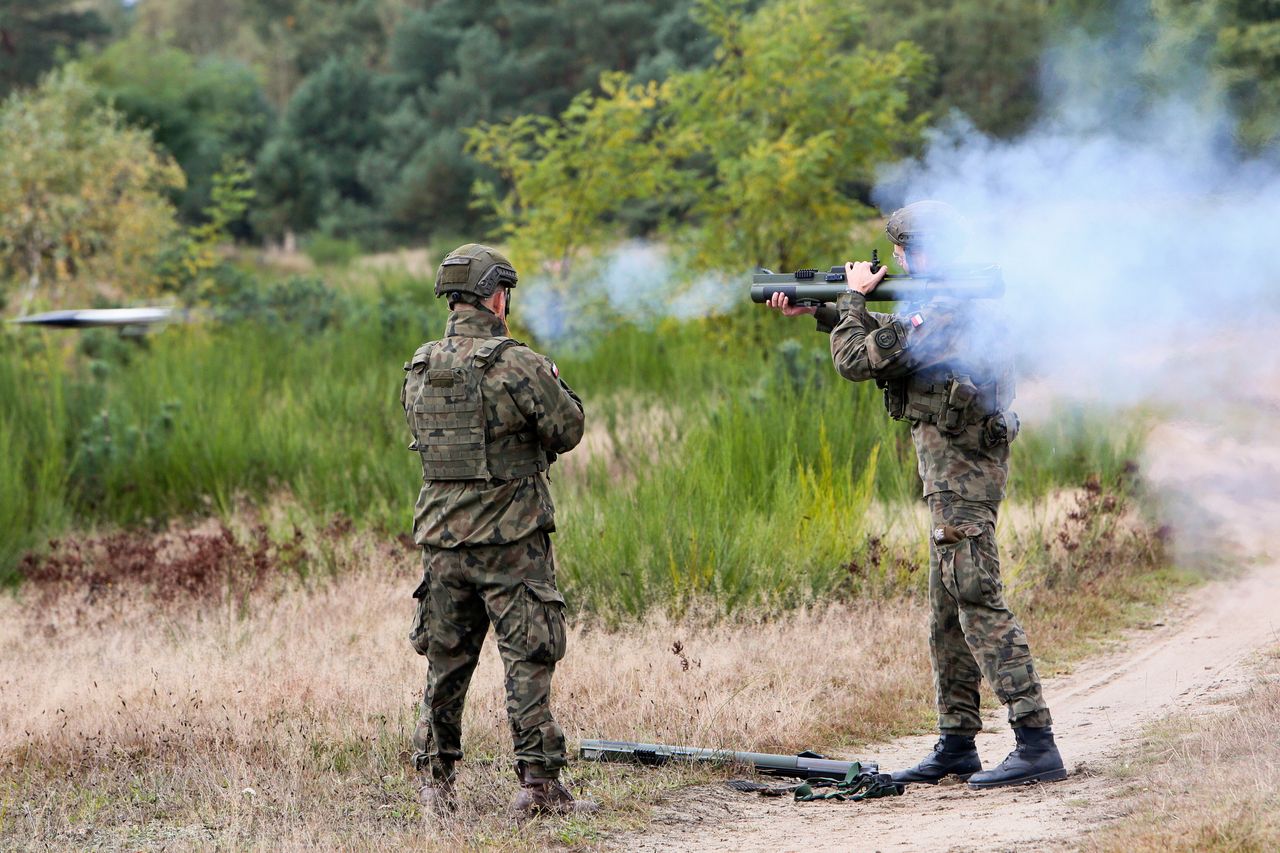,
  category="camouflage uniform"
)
[816,291,1052,735]
[401,305,584,780]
